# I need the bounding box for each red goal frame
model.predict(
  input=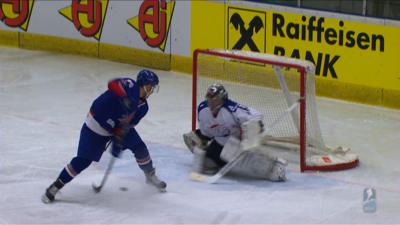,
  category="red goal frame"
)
[192,49,359,172]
